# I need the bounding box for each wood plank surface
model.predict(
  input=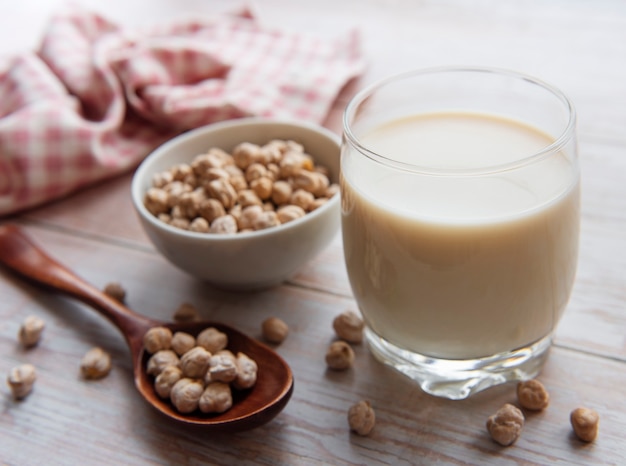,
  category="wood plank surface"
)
[2,0,625,465]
